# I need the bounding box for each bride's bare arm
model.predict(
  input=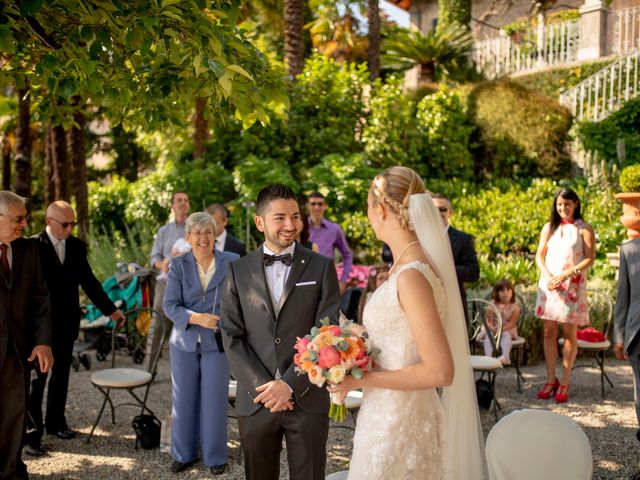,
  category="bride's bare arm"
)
[329,269,454,394]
